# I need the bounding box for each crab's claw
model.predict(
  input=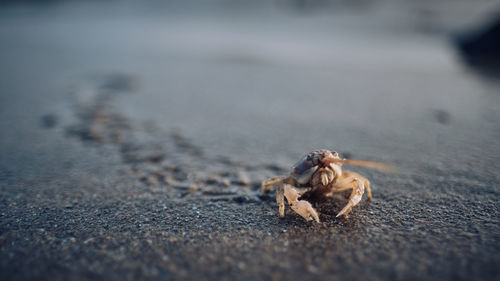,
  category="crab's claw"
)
[290,200,320,222]
[283,184,320,223]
